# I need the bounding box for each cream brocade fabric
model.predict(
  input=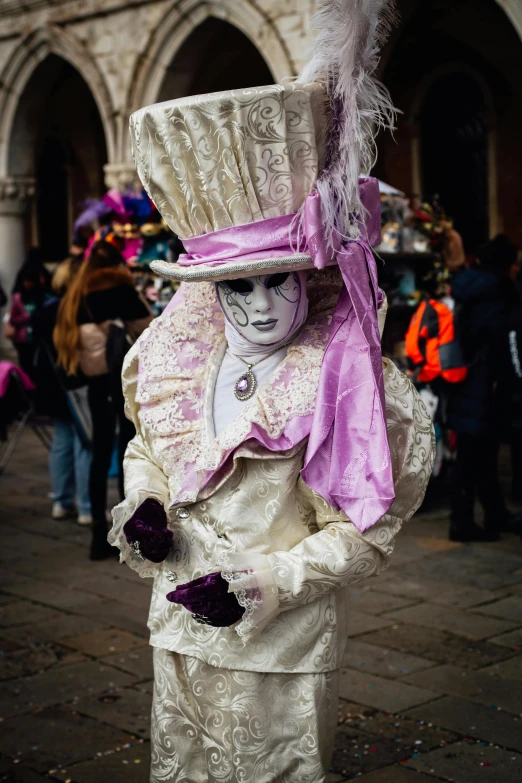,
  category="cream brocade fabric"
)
[130,82,326,238]
[110,277,435,674]
[151,648,338,783]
